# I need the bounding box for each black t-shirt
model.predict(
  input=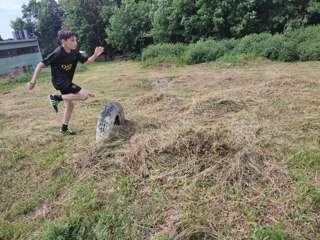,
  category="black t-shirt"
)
[42,46,88,90]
